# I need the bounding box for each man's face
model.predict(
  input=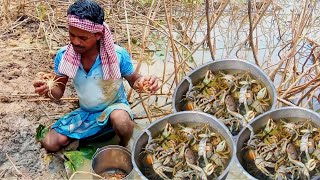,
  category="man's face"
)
[68,26,101,54]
